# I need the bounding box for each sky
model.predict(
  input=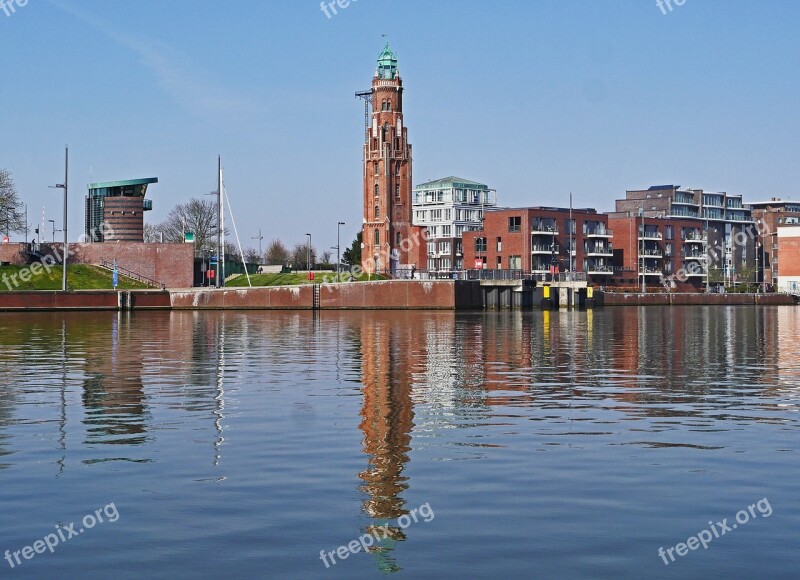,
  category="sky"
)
[1,0,799,253]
